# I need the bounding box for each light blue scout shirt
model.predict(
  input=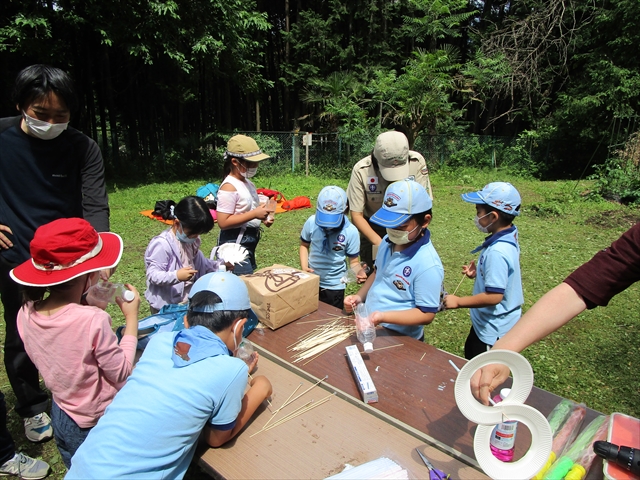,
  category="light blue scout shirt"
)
[470,225,524,345]
[66,327,248,479]
[366,229,444,340]
[300,215,360,290]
